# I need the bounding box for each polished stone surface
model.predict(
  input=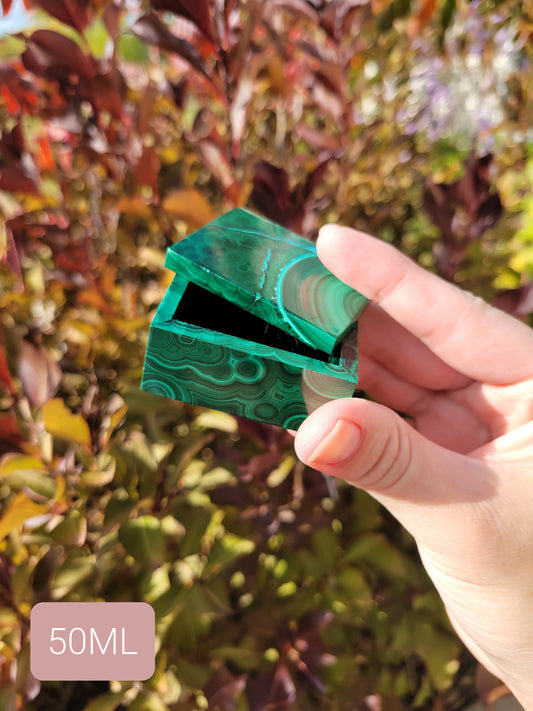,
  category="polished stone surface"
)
[142,209,368,428]
[164,209,368,354]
